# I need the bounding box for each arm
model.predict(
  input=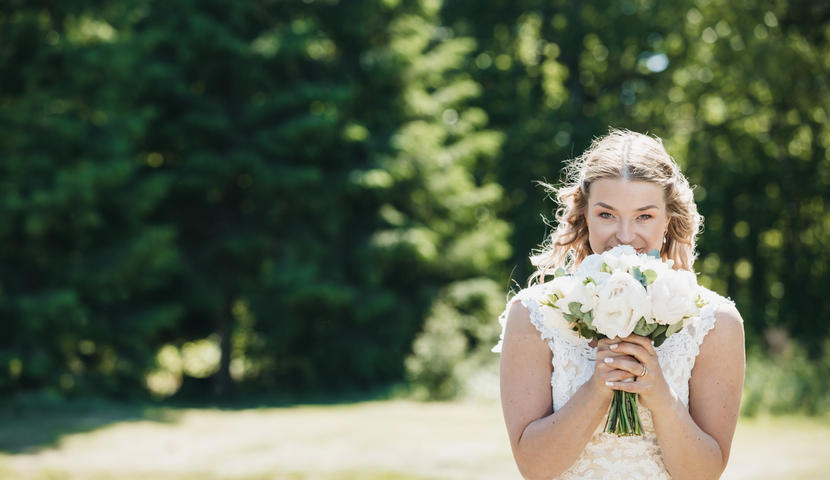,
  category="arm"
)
[499,301,633,479]
[654,305,745,479]
[605,306,745,480]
